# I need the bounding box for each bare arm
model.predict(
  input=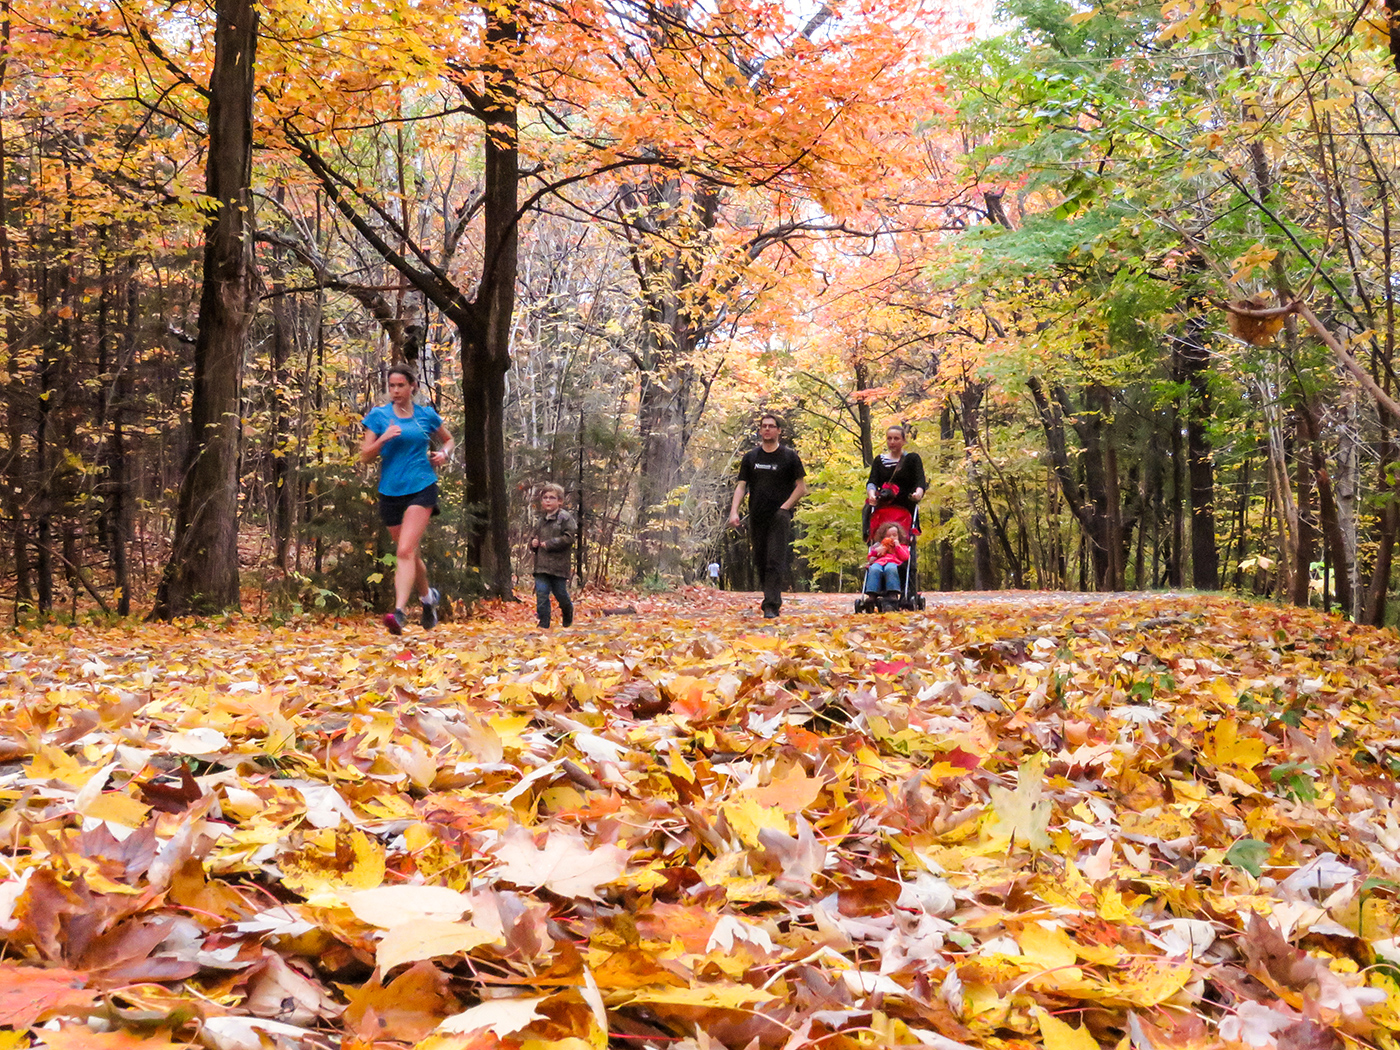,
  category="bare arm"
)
[428,424,454,467]
[728,481,748,528]
[781,478,808,512]
[360,424,400,464]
